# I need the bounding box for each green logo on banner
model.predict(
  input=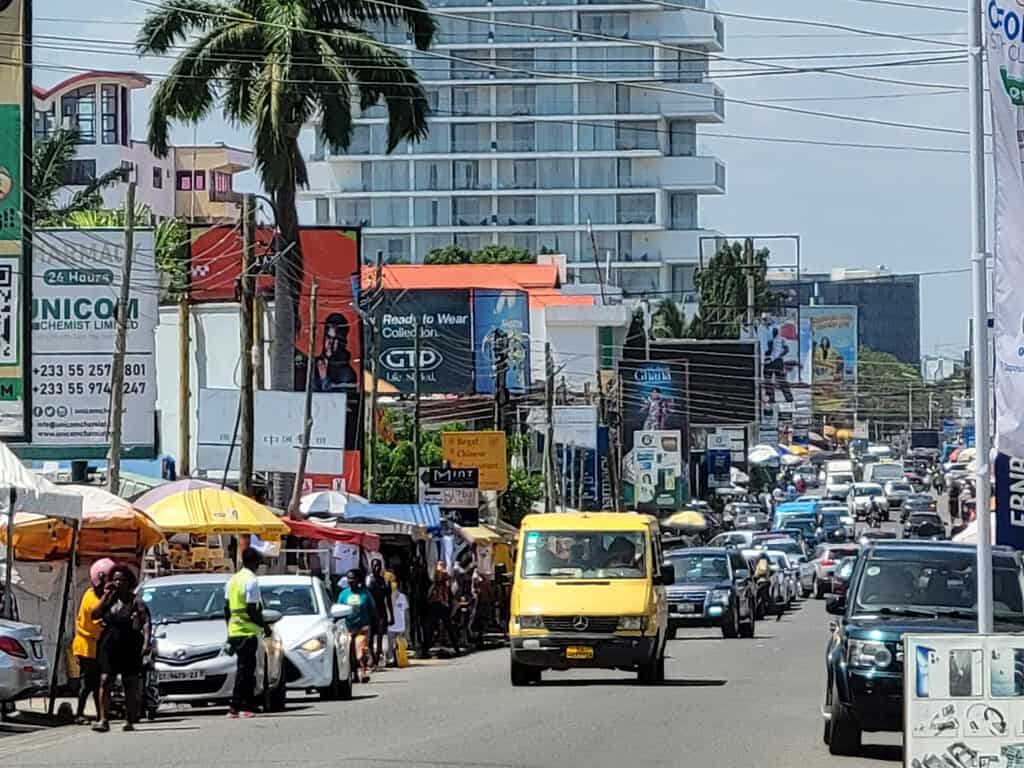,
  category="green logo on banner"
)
[1001,67,1024,106]
[0,105,20,242]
